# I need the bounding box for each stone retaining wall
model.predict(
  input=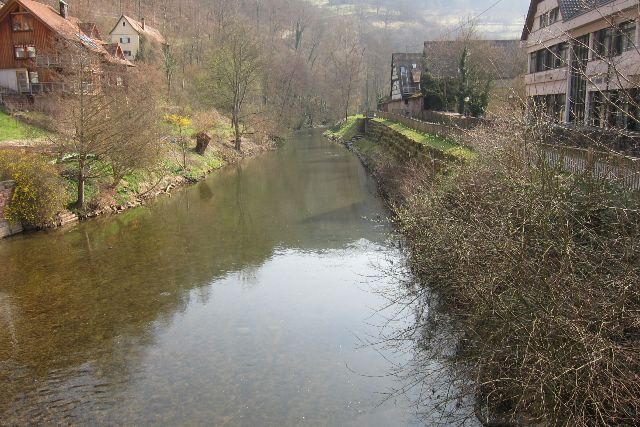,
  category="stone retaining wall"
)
[374,112,465,142]
[363,119,460,164]
[0,180,23,238]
